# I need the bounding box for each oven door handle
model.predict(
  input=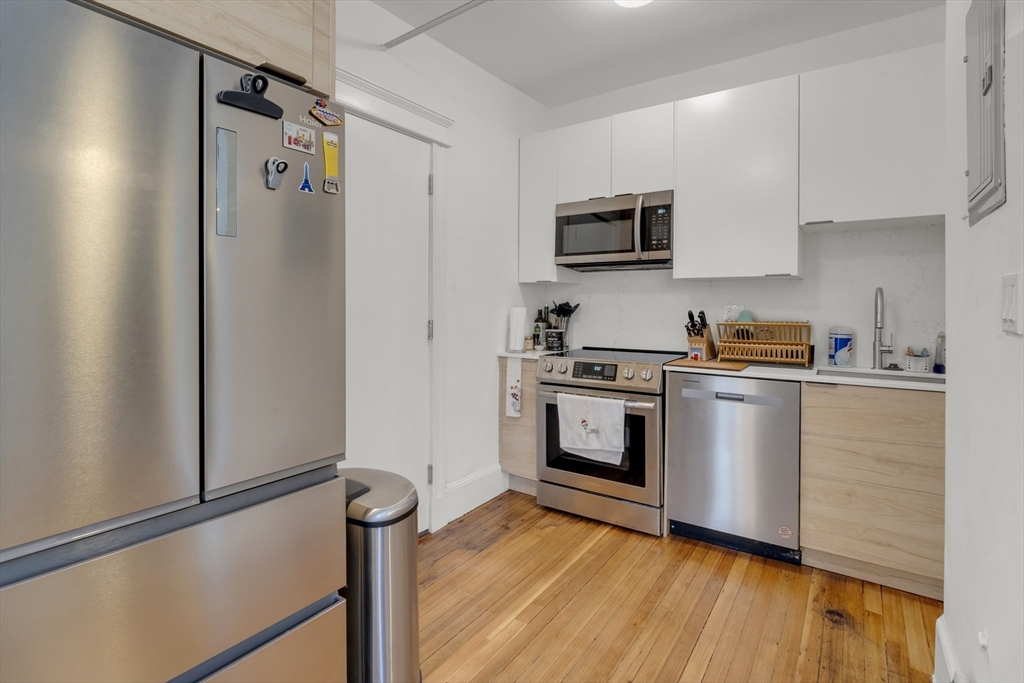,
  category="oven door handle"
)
[633,193,644,260]
[537,390,656,411]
